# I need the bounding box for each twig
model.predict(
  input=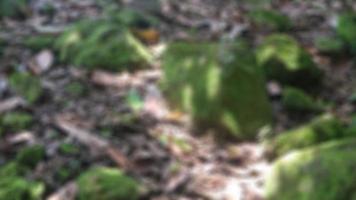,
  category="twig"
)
[46,182,78,200]
[54,116,132,170]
